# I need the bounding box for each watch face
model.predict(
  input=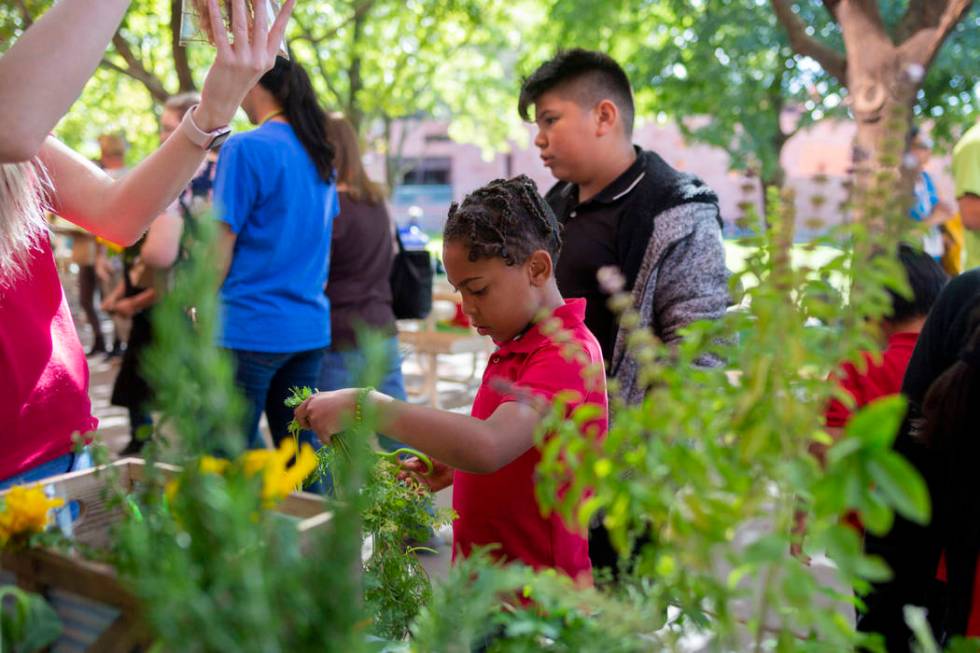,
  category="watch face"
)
[209,131,232,151]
